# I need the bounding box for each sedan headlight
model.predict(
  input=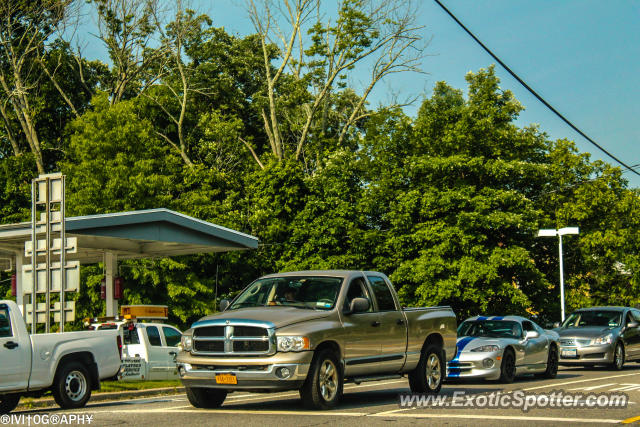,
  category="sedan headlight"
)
[470,345,500,352]
[180,335,193,351]
[276,336,310,352]
[592,334,613,345]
